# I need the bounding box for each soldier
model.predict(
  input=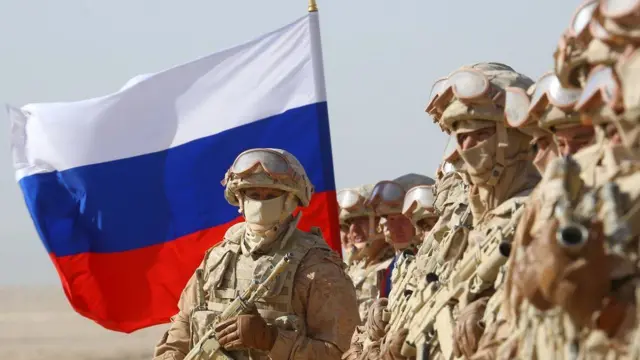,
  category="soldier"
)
[498,1,640,358]
[153,148,360,360]
[471,64,599,359]
[338,197,356,266]
[373,142,469,357]
[382,63,539,360]
[419,136,471,278]
[338,184,395,323]
[402,184,440,257]
[342,175,437,360]
[365,174,436,295]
